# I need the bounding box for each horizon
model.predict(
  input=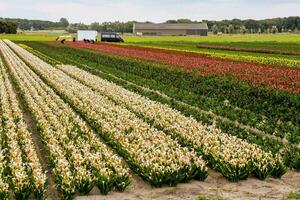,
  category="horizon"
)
[0,0,300,24]
[1,16,300,24]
